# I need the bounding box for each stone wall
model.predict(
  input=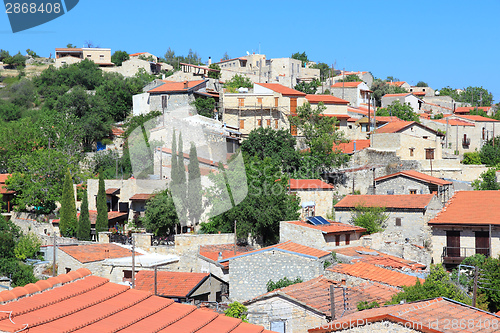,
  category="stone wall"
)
[295,190,334,219]
[229,250,324,302]
[246,296,326,333]
[330,87,359,107]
